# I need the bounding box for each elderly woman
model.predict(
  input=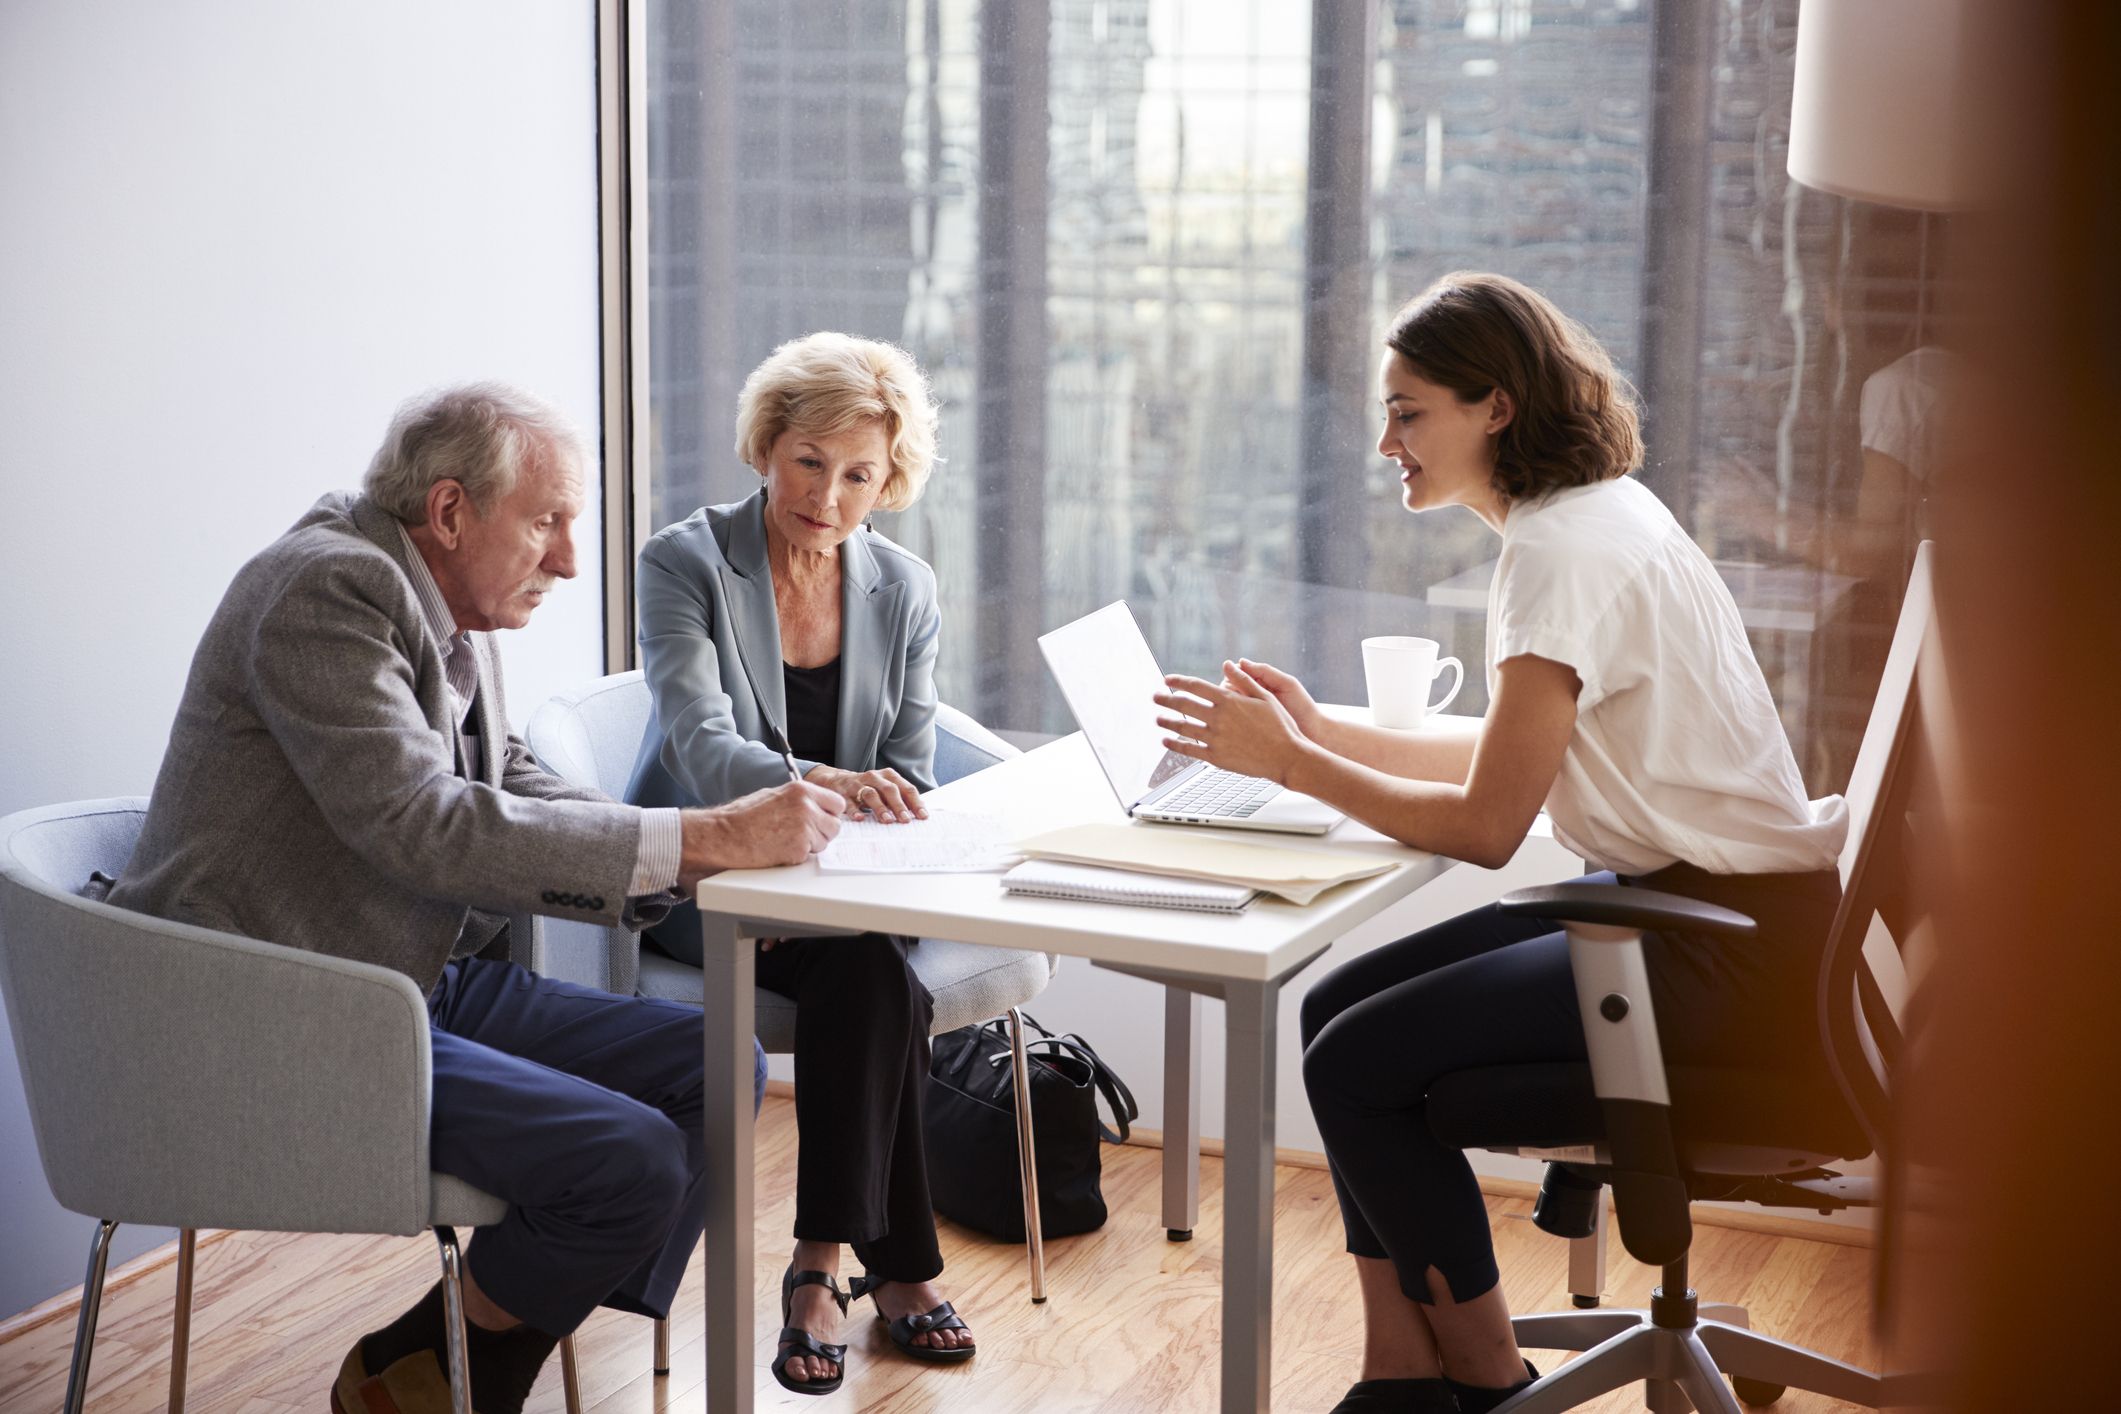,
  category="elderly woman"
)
[625,332,971,1395]
[1154,274,1851,1414]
